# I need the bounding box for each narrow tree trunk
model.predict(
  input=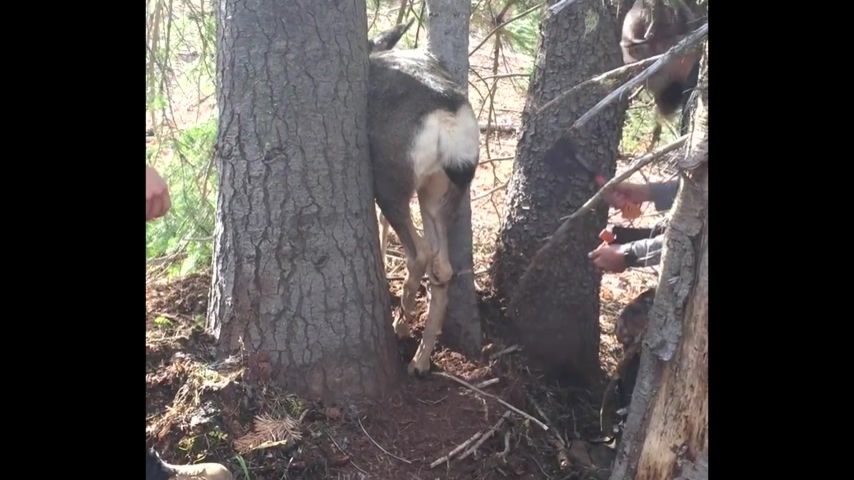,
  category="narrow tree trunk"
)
[425,0,482,355]
[207,0,399,402]
[609,41,708,480]
[491,0,626,382]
